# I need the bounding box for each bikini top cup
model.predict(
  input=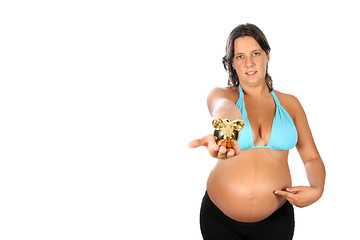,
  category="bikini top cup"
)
[235,85,298,150]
